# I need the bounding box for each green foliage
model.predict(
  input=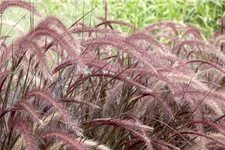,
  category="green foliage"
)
[107,0,225,37]
[3,0,224,38]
